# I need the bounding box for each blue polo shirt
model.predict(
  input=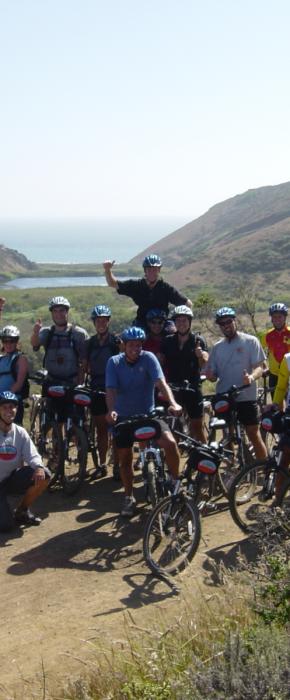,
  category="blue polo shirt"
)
[106,351,164,416]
